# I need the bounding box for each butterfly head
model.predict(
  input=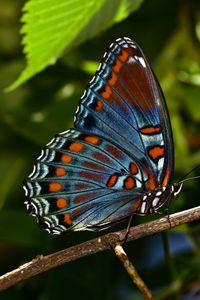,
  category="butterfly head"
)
[141,182,183,214]
[170,182,183,198]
